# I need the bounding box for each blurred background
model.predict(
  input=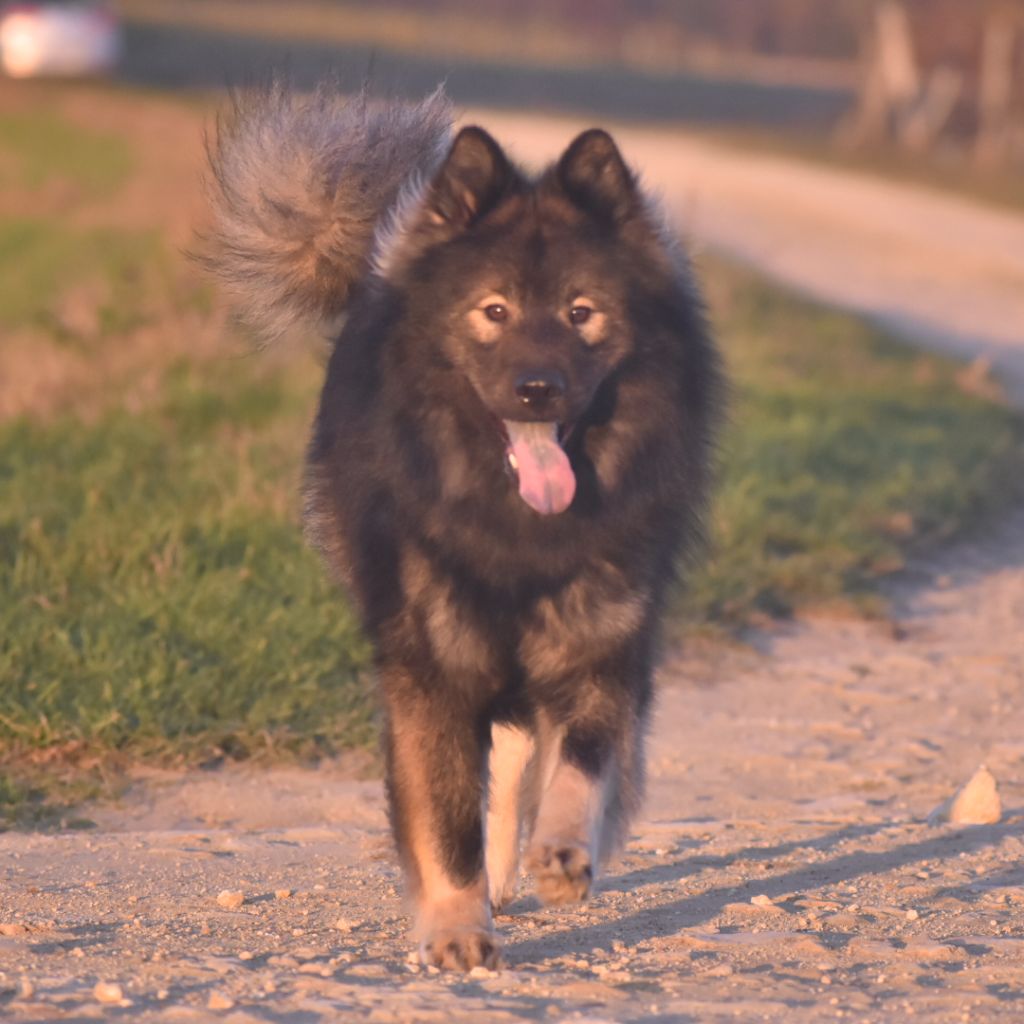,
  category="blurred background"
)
[7,1,1024,169]
[1,1,1023,815]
